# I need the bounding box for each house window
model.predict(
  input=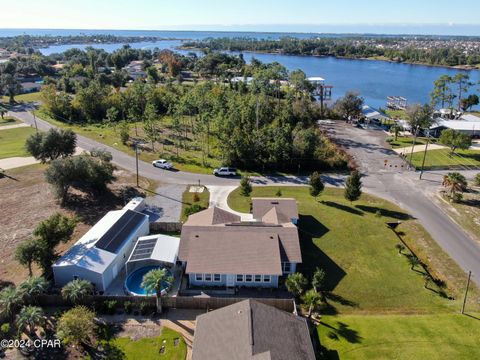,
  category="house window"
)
[236,274,244,282]
[204,274,212,282]
[245,275,253,282]
[214,274,221,282]
[195,274,203,281]
[254,275,262,282]
[282,262,291,273]
[263,275,271,283]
